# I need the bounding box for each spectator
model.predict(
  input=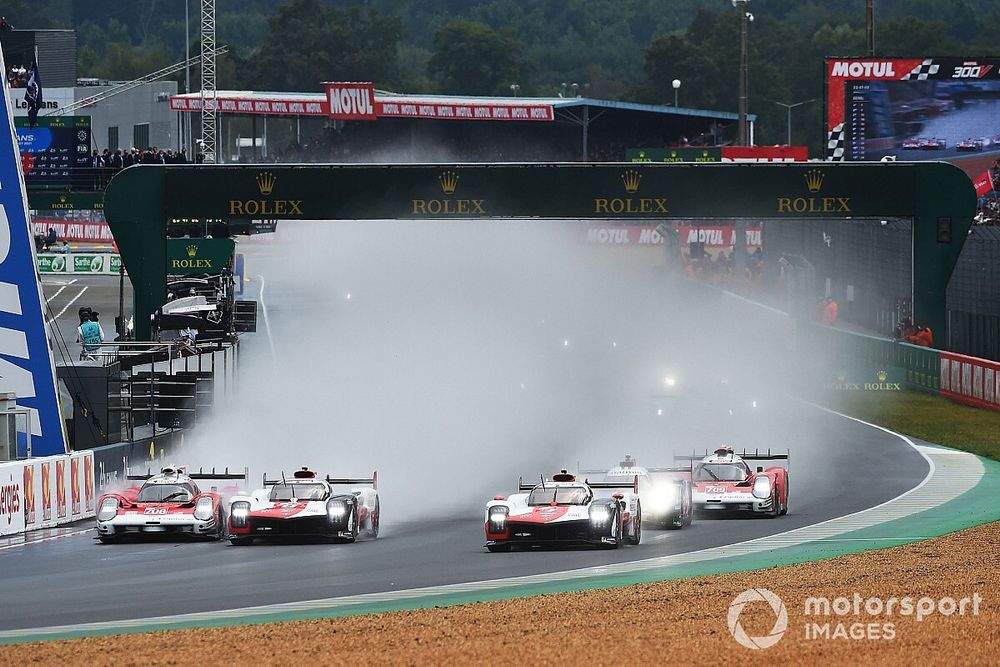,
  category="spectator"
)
[909,324,934,348]
[55,240,71,253]
[0,17,12,32]
[43,227,57,250]
[894,317,916,341]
